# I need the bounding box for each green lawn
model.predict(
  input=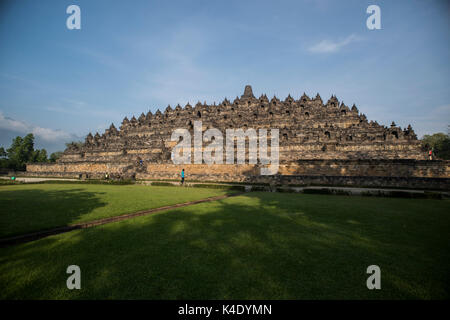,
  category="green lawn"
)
[1,190,449,299]
[0,183,231,238]
[0,179,22,185]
